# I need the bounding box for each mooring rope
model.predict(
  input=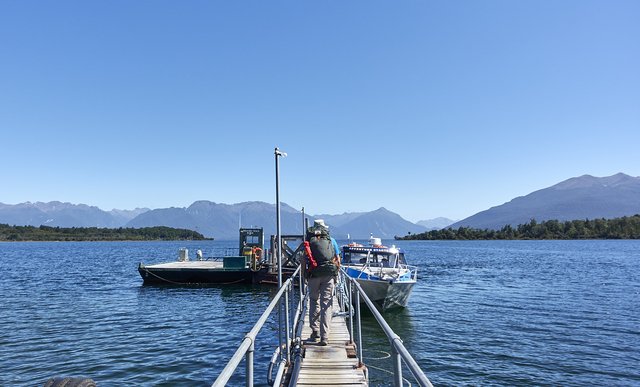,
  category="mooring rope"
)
[363,349,391,360]
[140,267,188,285]
[363,349,414,386]
[366,363,413,386]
